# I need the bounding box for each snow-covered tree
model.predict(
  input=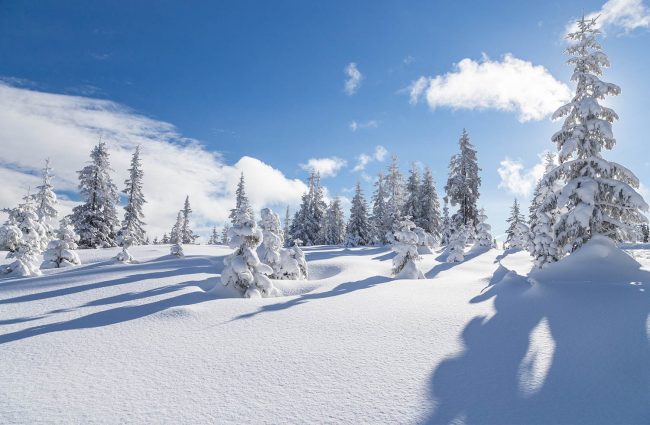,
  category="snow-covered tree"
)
[170,242,184,257]
[229,172,253,226]
[71,141,120,248]
[114,231,135,263]
[371,172,390,244]
[221,223,231,245]
[403,163,421,224]
[161,233,170,244]
[475,208,493,247]
[418,166,442,241]
[445,129,481,229]
[1,197,47,277]
[152,236,159,245]
[545,17,647,255]
[440,198,453,246]
[641,224,650,243]
[311,173,328,245]
[323,198,346,245]
[446,225,467,263]
[505,199,529,250]
[391,217,424,279]
[384,155,405,238]
[169,211,183,244]
[258,208,283,278]
[529,153,560,267]
[33,159,58,242]
[208,226,219,244]
[41,217,81,269]
[290,172,327,245]
[414,226,435,255]
[346,183,373,246]
[278,241,308,280]
[283,206,291,246]
[180,196,196,244]
[119,146,146,246]
[221,210,278,298]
